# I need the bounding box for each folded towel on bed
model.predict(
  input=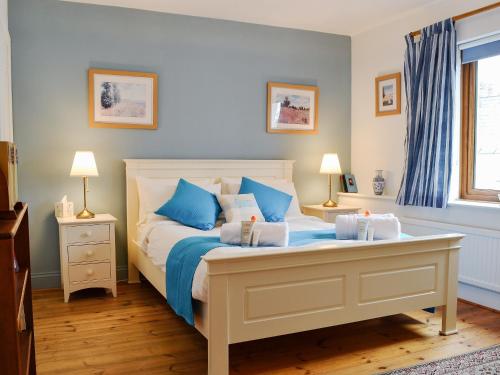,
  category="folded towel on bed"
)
[220,222,289,247]
[336,214,401,240]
